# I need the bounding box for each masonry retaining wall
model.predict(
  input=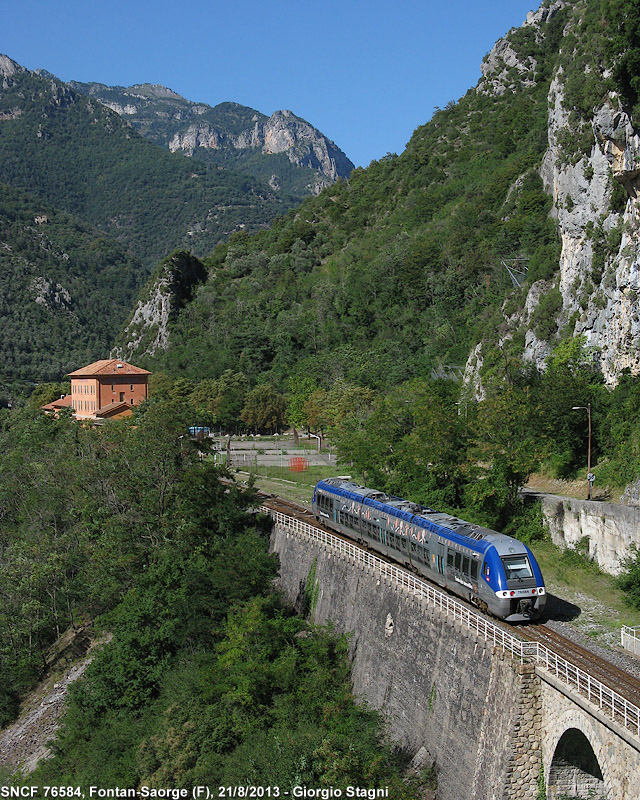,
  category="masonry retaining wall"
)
[270,523,542,800]
[538,494,640,575]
